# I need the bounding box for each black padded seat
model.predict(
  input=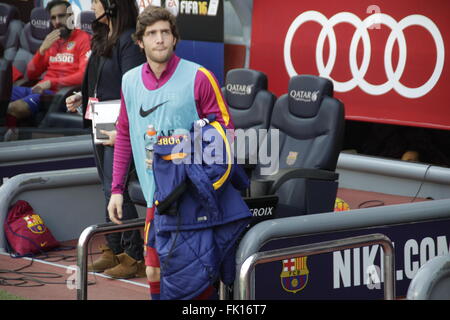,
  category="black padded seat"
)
[12,7,50,78]
[222,68,276,174]
[78,11,95,35]
[0,3,23,62]
[0,57,12,124]
[254,75,345,216]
